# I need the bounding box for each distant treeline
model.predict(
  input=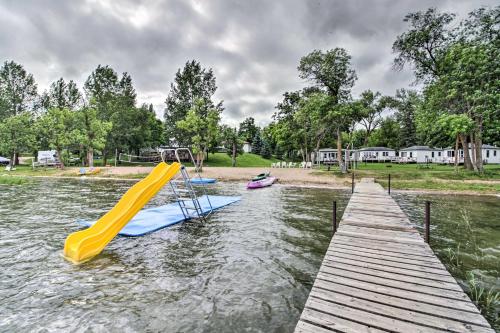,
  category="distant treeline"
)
[0,6,498,173]
[265,6,499,173]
